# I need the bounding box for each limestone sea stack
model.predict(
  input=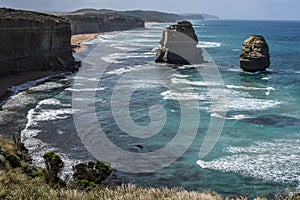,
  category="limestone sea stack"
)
[155,21,204,65]
[240,35,270,72]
